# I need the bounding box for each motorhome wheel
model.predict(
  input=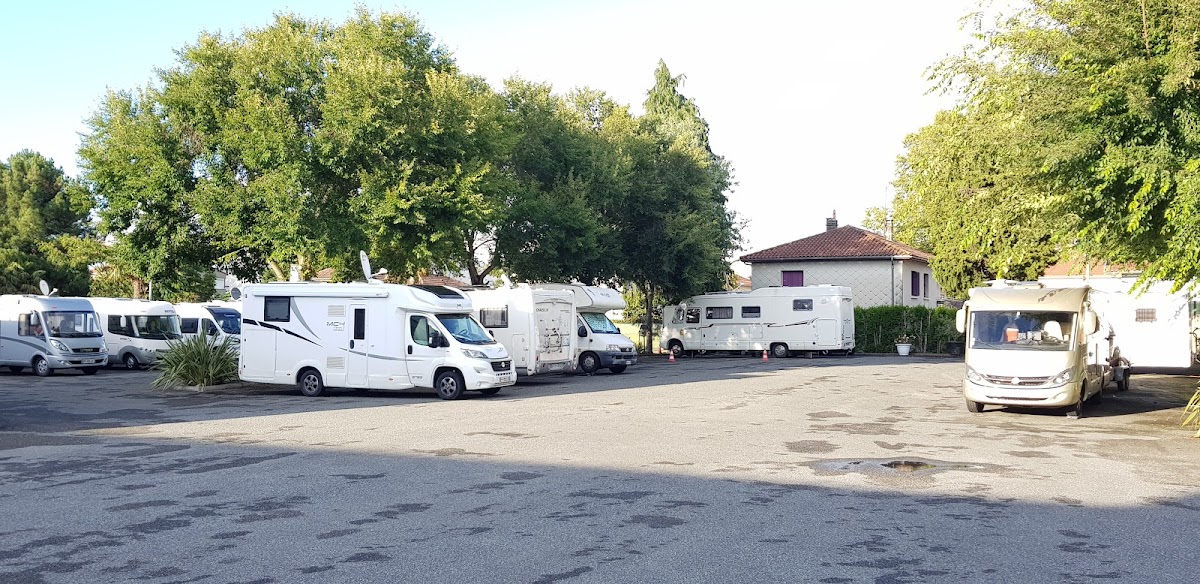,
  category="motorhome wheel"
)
[298,369,325,397]
[33,357,51,377]
[7,366,22,374]
[1070,388,1086,418]
[668,341,683,358]
[771,344,789,359]
[609,365,627,374]
[435,370,465,400]
[579,352,600,374]
[965,398,985,413]
[81,367,99,376]
[122,353,140,370]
